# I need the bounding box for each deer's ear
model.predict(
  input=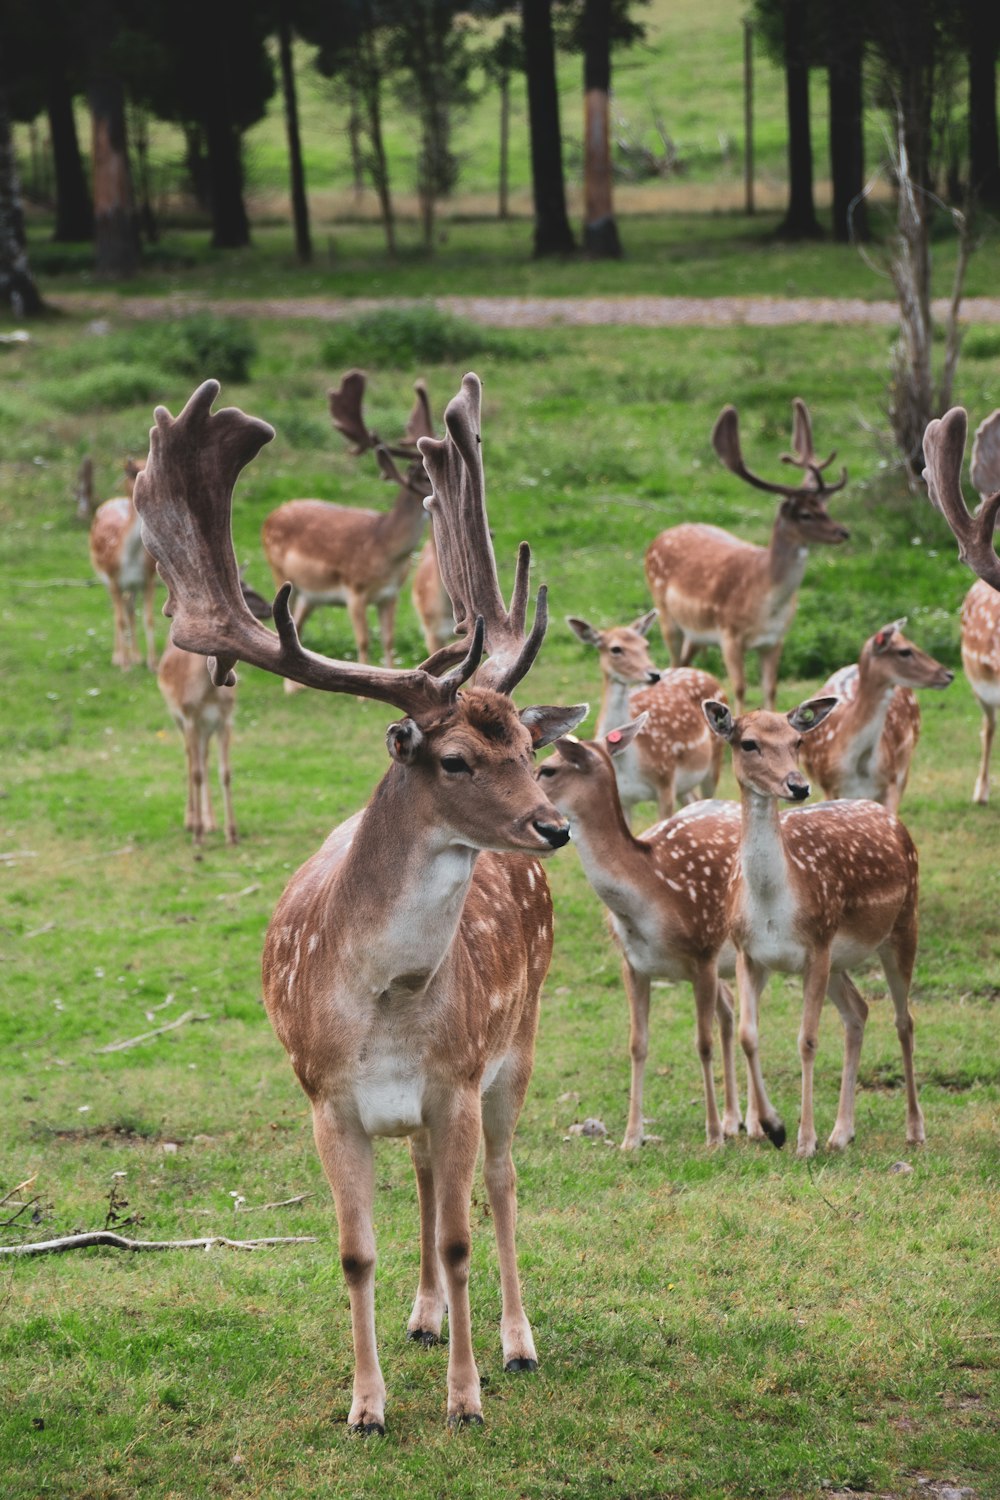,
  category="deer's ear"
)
[604,713,648,757]
[551,734,591,768]
[702,699,735,741]
[787,696,839,734]
[566,616,601,646]
[386,718,425,764]
[521,703,589,749]
[631,610,657,637]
